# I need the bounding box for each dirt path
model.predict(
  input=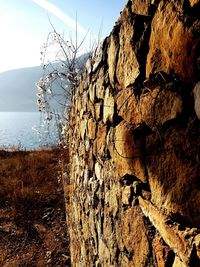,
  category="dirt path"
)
[0,196,70,266]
